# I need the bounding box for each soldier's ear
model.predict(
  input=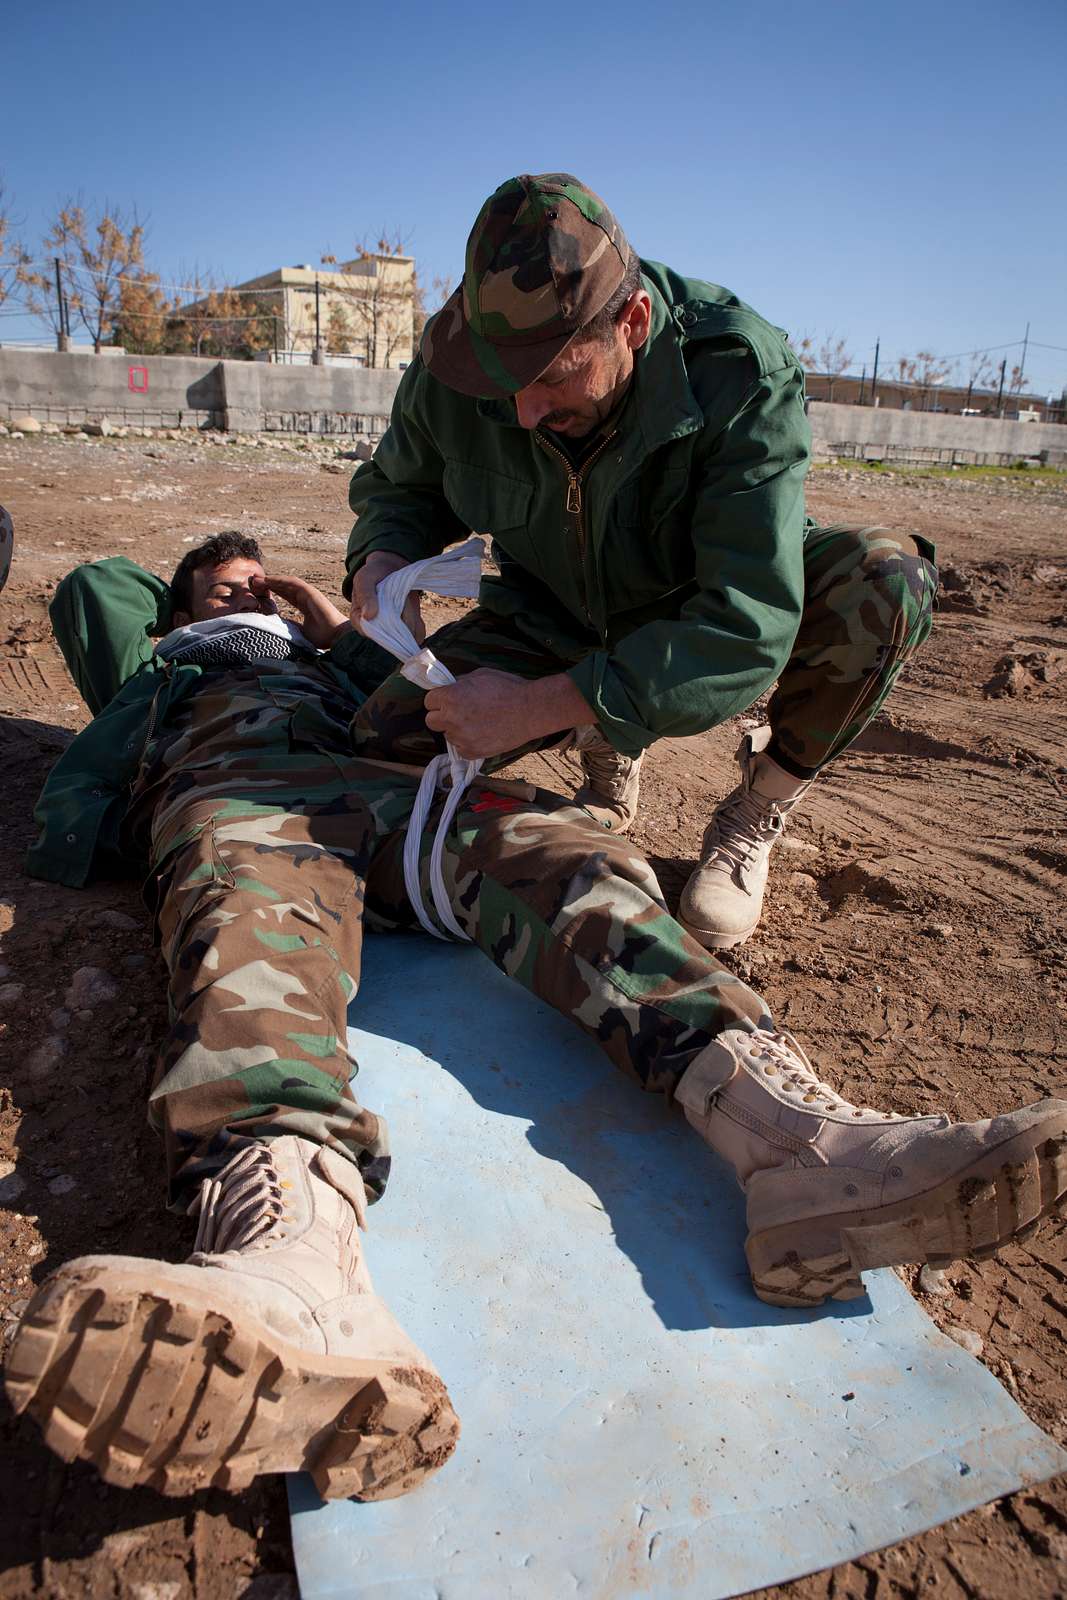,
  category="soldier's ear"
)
[623,290,652,353]
[171,608,191,628]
